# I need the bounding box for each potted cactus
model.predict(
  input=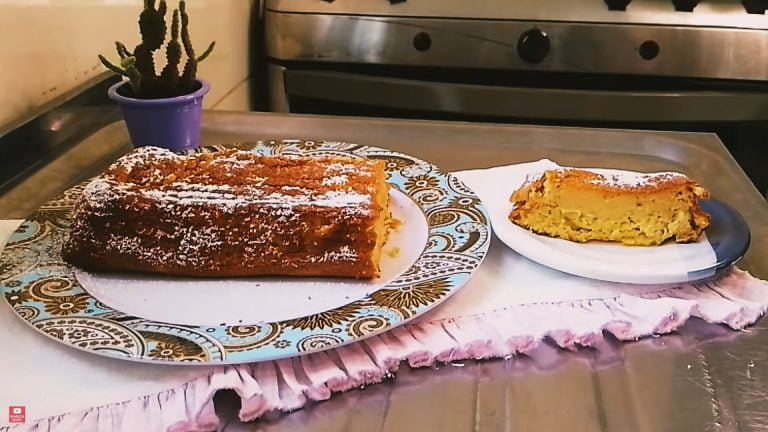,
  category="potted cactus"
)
[99,0,215,152]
